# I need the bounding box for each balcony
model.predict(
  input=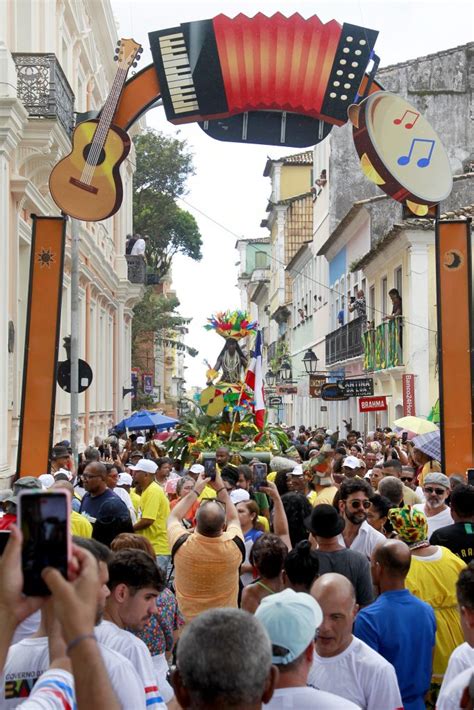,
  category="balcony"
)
[326,316,365,365]
[12,53,75,136]
[126,255,146,284]
[363,318,403,371]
